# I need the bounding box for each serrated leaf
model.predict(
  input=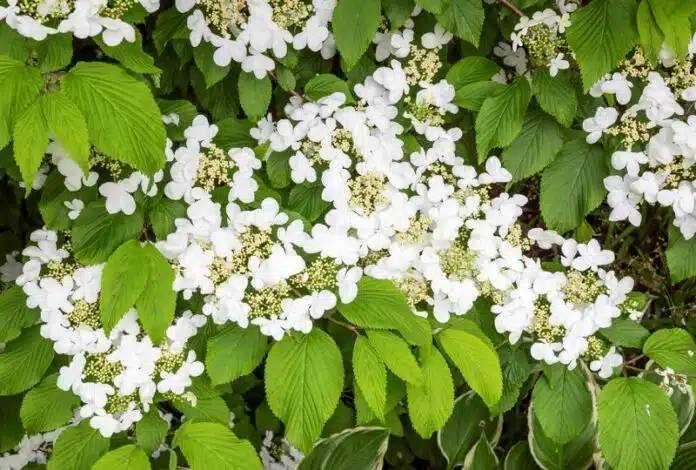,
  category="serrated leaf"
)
[214,118,256,149]
[297,427,390,470]
[0,56,42,150]
[173,420,261,469]
[436,0,485,47]
[666,227,696,284]
[266,150,292,189]
[92,445,150,470]
[305,74,354,102]
[598,378,679,470]
[157,99,199,142]
[148,197,187,240]
[174,394,230,425]
[367,330,423,386]
[383,0,414,30]
[100,240,149,333]
[455,81,505,111]
[0,326,54,396]
[288,182,331,222]
[528,407,595,470]
[648,0,696,59]
[353,336,387,420]
[62,62,166,174]
[446,56,500,92]
[407,345,454,438]
[644,328,696,375]
[206,325,267,385]
[463,432,499,470]
[566,0,639,90]
[636,1,664,64]
[599,318,650,348]
[41,91,90,172]
[153,8,190,54]
[20,373,79,434]
[47,421,110,470]
[136,408,169,455]
[135,244,176,343]
[531,69,578,127]
[238,72,271,121]
[13,97,48,191]
[333,0,382,70]
[475,78,531,161]
[438,329,502,407]
[265,329,344,452]
[96,30,160,74]
[194,42,231,88]
[0,396,23,452]
[540,138,608,233]
[32,34,73,73]
[0,286,40,343]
